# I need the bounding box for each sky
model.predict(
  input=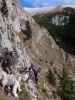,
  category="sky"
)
[17,0,75,8]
